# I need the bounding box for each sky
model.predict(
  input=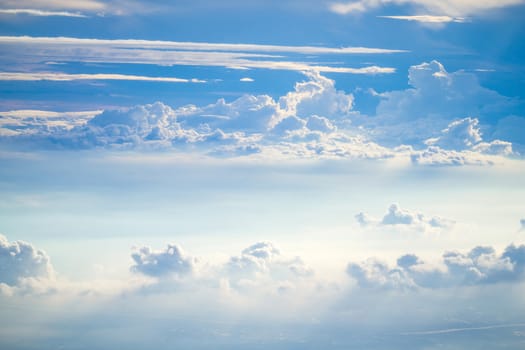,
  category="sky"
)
[1,1,525,349]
